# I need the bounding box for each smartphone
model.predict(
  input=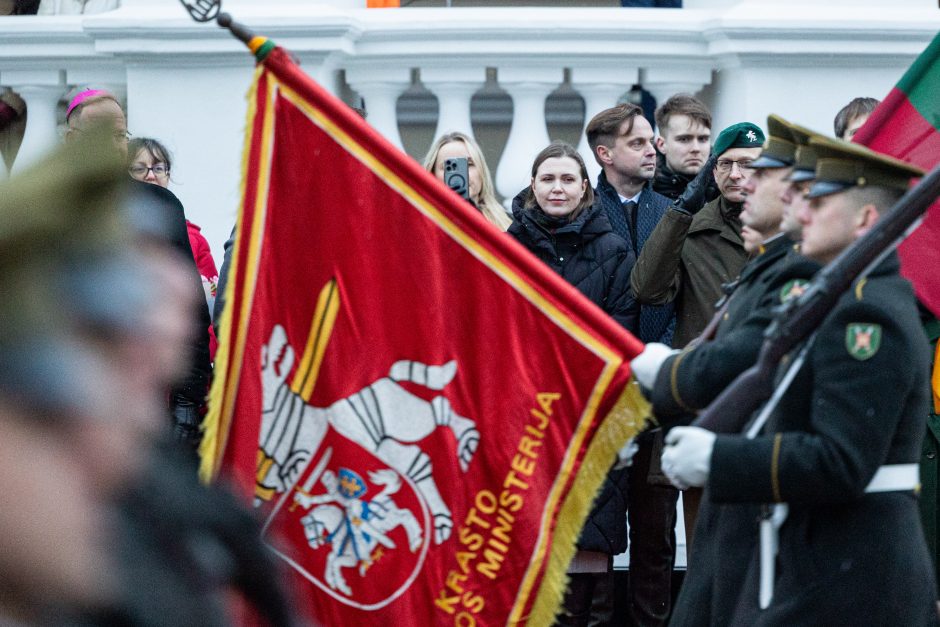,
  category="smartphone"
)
[443,157,470,201]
